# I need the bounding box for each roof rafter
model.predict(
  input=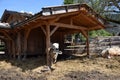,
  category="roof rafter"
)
[80,30,88,38]
[51,22,87,30]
